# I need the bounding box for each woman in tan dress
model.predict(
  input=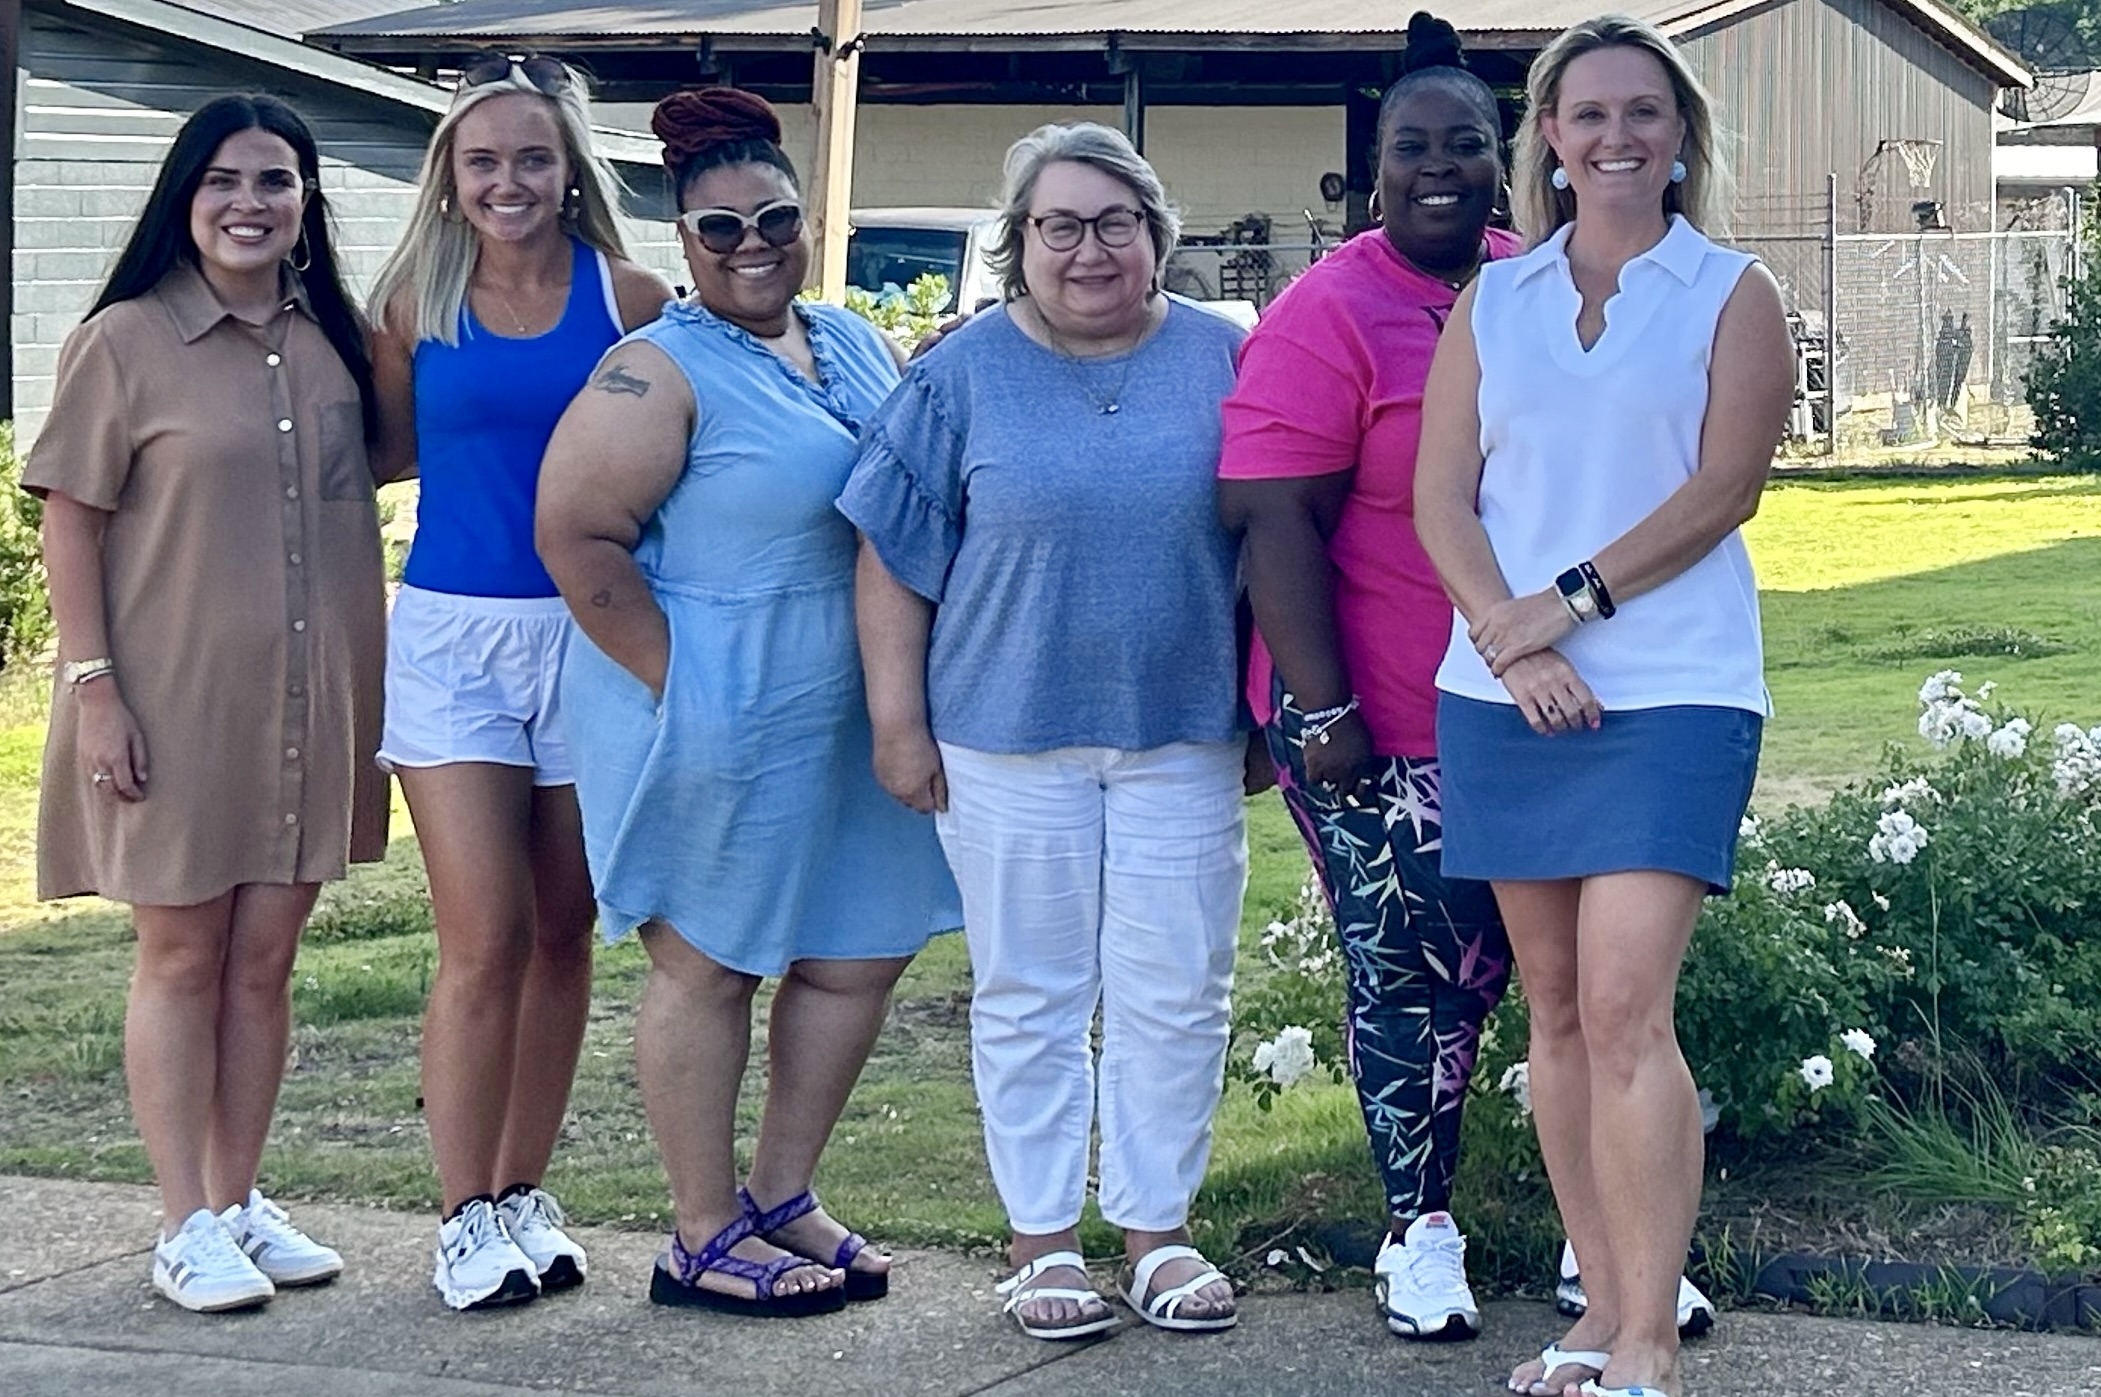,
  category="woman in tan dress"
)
[30,95,387,1313]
